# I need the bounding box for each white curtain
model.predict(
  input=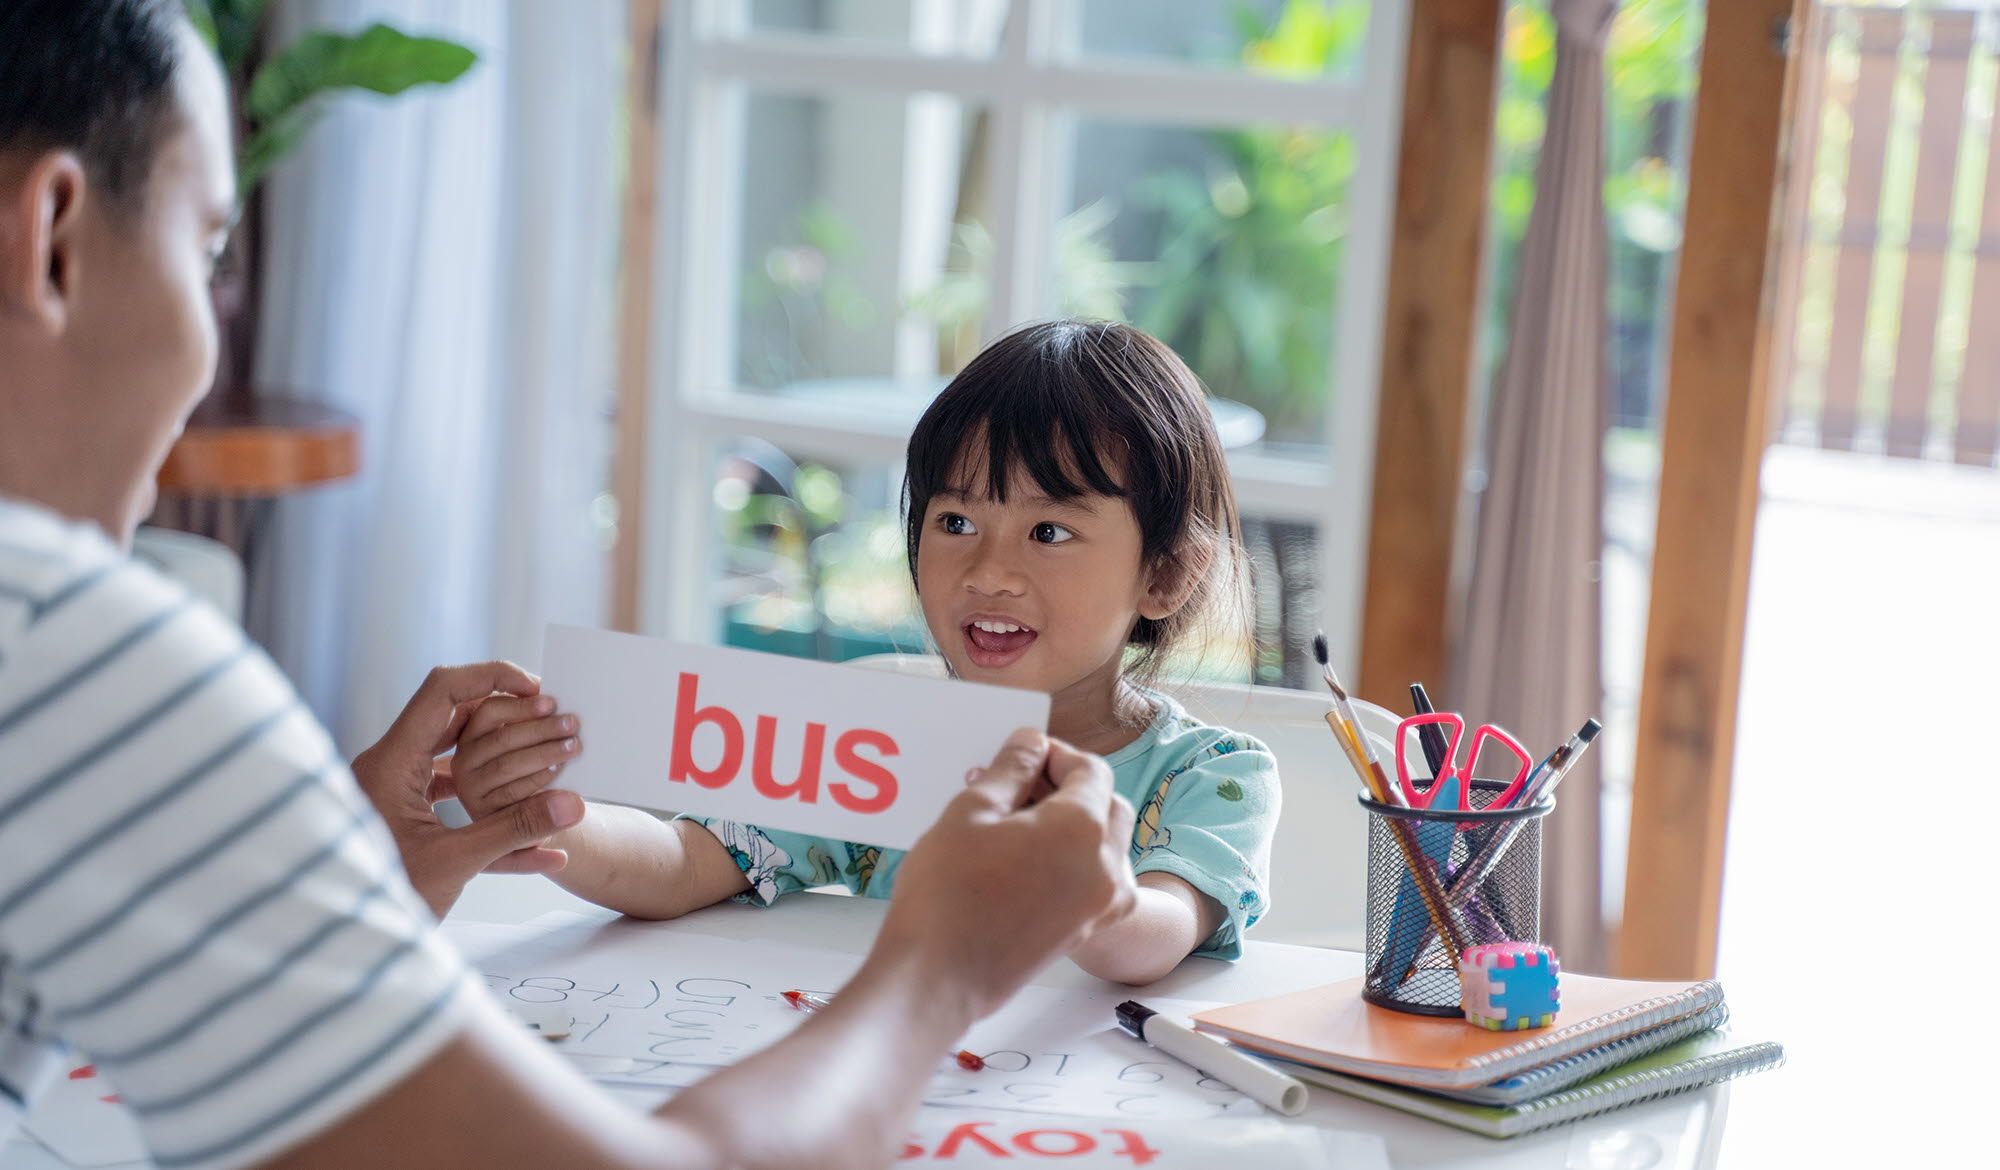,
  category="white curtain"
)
[250,0,624,753]
[1452,0,1615,970]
